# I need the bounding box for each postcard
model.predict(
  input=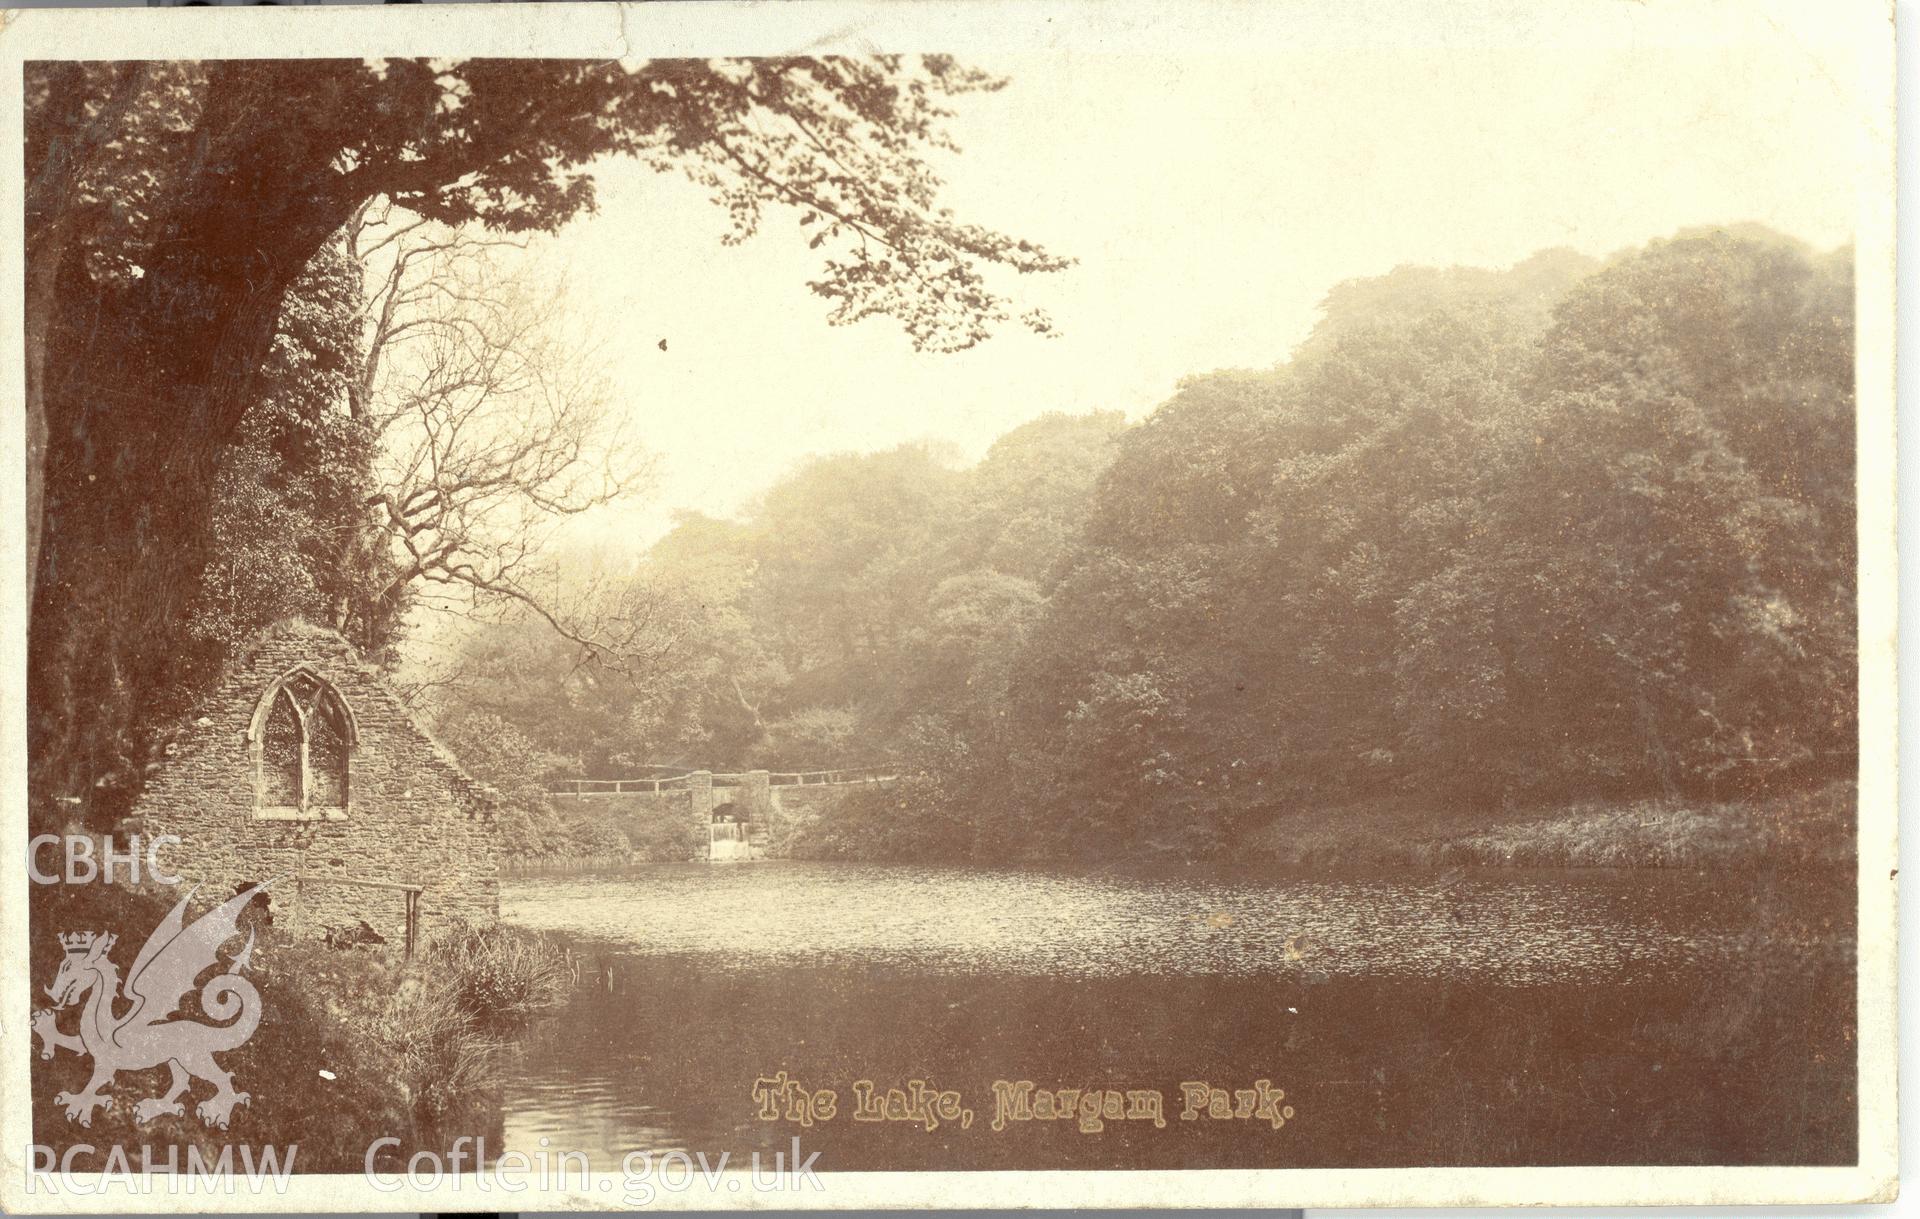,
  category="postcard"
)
[0,0,1897,1209]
